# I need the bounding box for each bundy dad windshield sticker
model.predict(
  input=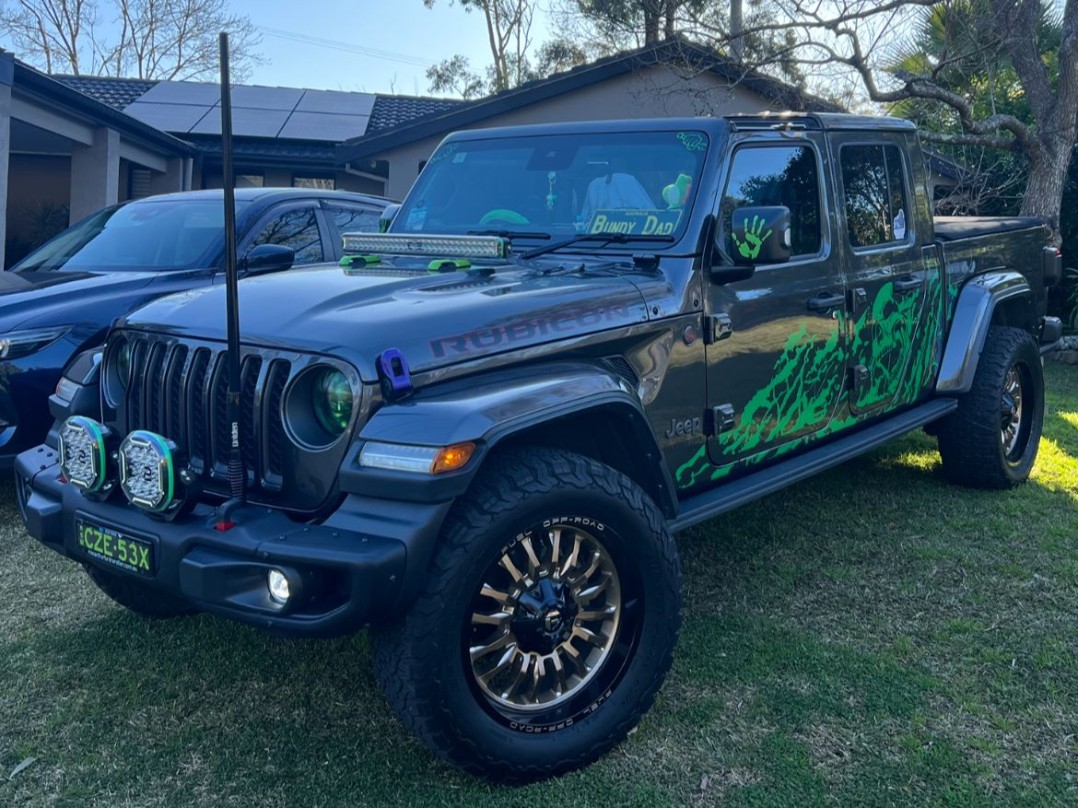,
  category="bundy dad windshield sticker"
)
[588,209,683,236]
